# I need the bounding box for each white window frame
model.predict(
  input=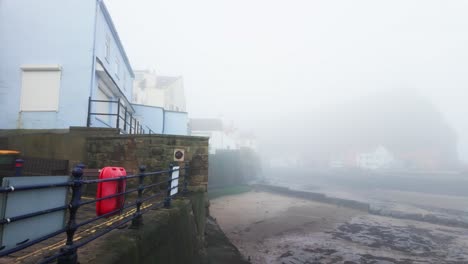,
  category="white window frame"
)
[115,57,120,79]
[20,65,62,112]
[123,72,127,91]
[105,34,111,62]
